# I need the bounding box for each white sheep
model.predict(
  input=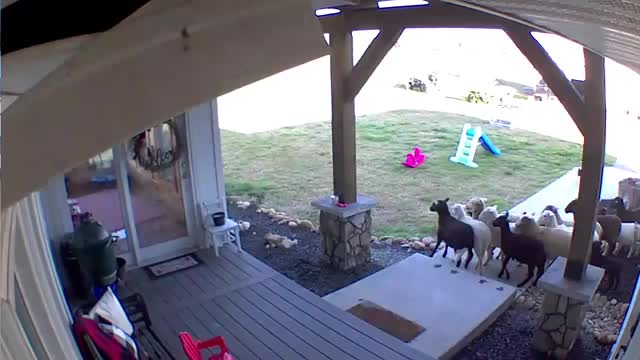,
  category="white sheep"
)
[450,204,493,273]
[515,214,600,266]
[478,205,501,263]
[536,209,601,241]
[618,222,640,258]
[465,197,487,219]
